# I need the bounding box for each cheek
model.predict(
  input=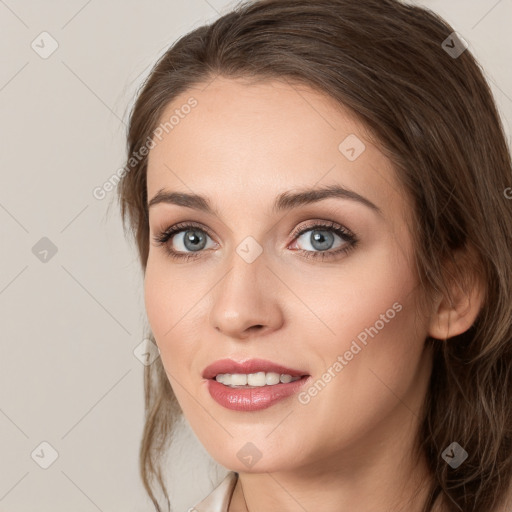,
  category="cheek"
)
[301,267,426,430]
[144,258,185,365]
[144,253,191,334]
[143,259,204,380]
[294,240,424,401]
[290,238,417,349]
[143,259,169,338]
